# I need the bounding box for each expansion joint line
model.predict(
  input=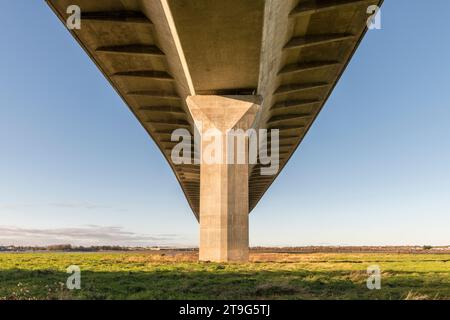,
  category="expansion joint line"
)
[160,0,196,96]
